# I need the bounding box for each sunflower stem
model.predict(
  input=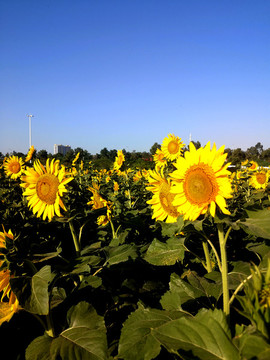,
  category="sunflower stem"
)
[45,313,55,338]
[125,171,132,208]
[202,240,212,273]
[69,220,80,257]
[110,219,117,239]
[217,223,230,316]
